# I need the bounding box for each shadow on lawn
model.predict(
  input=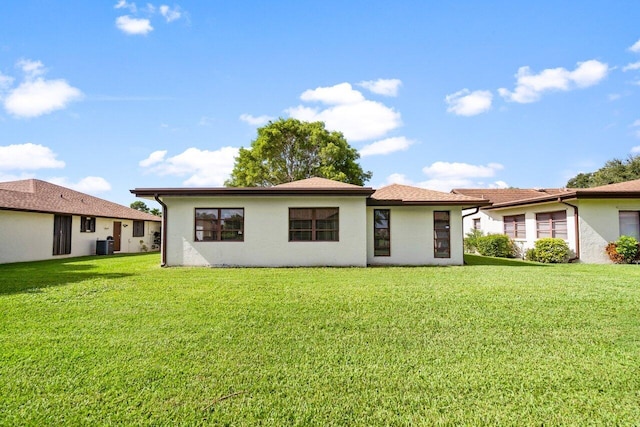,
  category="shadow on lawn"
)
[464,254,548,267]
[0,257,135,295]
